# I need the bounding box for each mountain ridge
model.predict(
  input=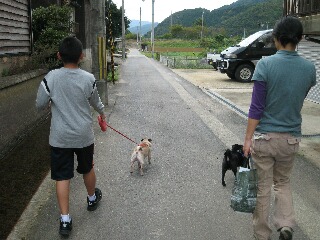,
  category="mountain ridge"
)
[128,21,159,35]
[153,0,282,37]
